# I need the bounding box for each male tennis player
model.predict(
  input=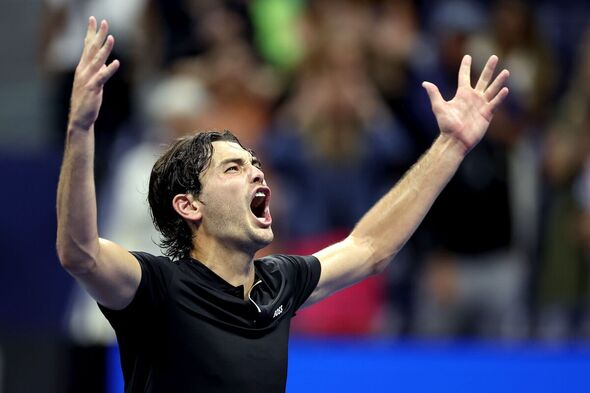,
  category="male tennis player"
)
[57,17,509,392]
